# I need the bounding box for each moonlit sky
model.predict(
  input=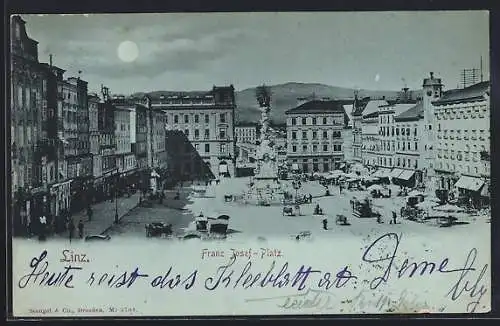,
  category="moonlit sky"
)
[19,11,489,94]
